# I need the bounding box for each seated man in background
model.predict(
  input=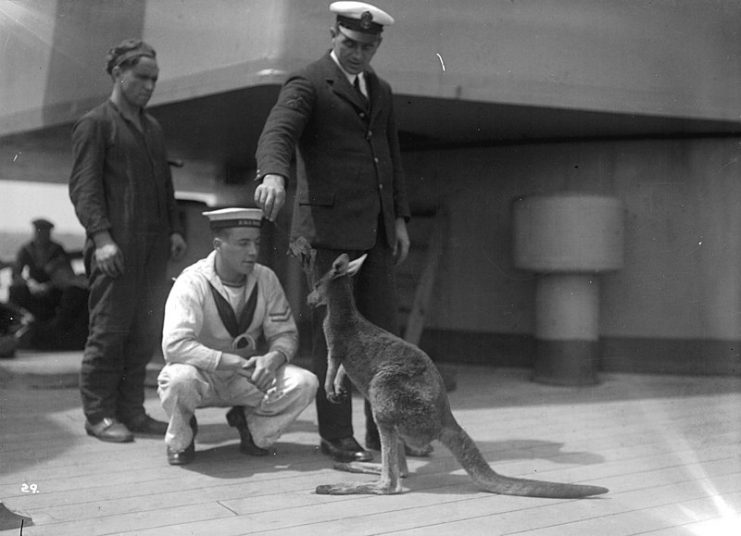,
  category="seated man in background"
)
[26,254,89,351]
[158,208,318,465]
[8,218,89,351]
[9,218,72,321]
